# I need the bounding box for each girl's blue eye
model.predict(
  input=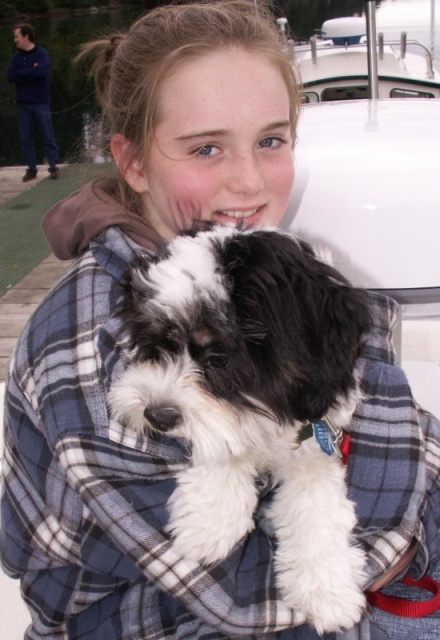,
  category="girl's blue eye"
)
[259,137,279,148]
[198,145,215,157]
